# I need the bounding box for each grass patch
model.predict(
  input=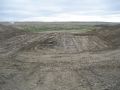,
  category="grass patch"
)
[22,25,95,32]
